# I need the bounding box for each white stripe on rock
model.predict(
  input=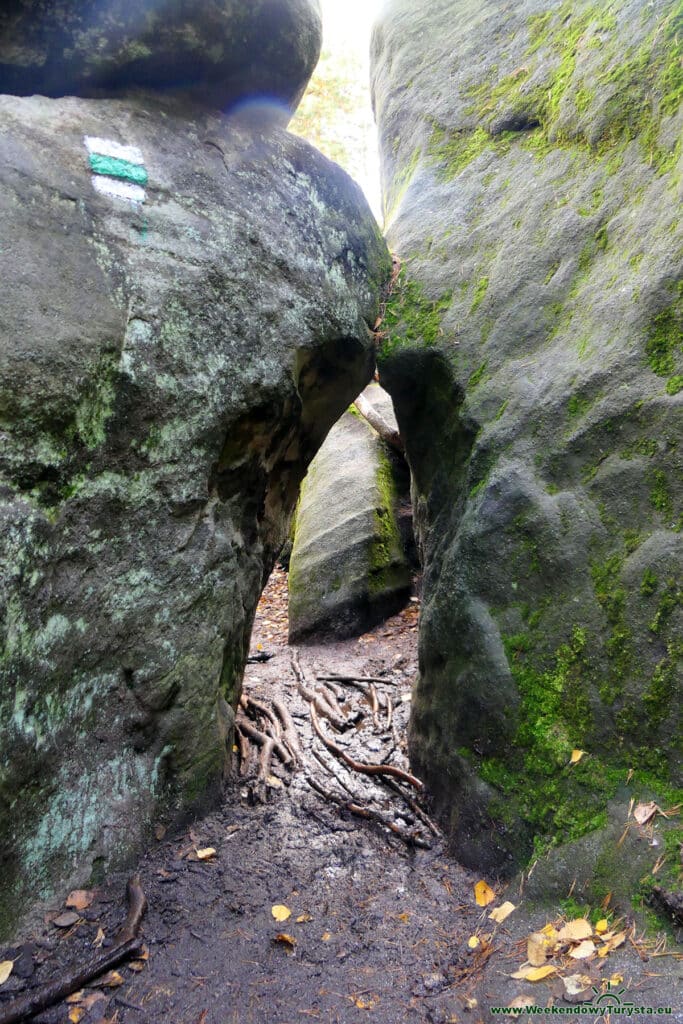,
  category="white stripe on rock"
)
[85,136,145,166]
[92,176,146,203]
